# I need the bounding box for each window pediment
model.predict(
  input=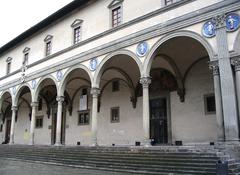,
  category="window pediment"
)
[23,47,30,53]
[108,0,123,9]
[71,19,83,28]
[44,35,53,42]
